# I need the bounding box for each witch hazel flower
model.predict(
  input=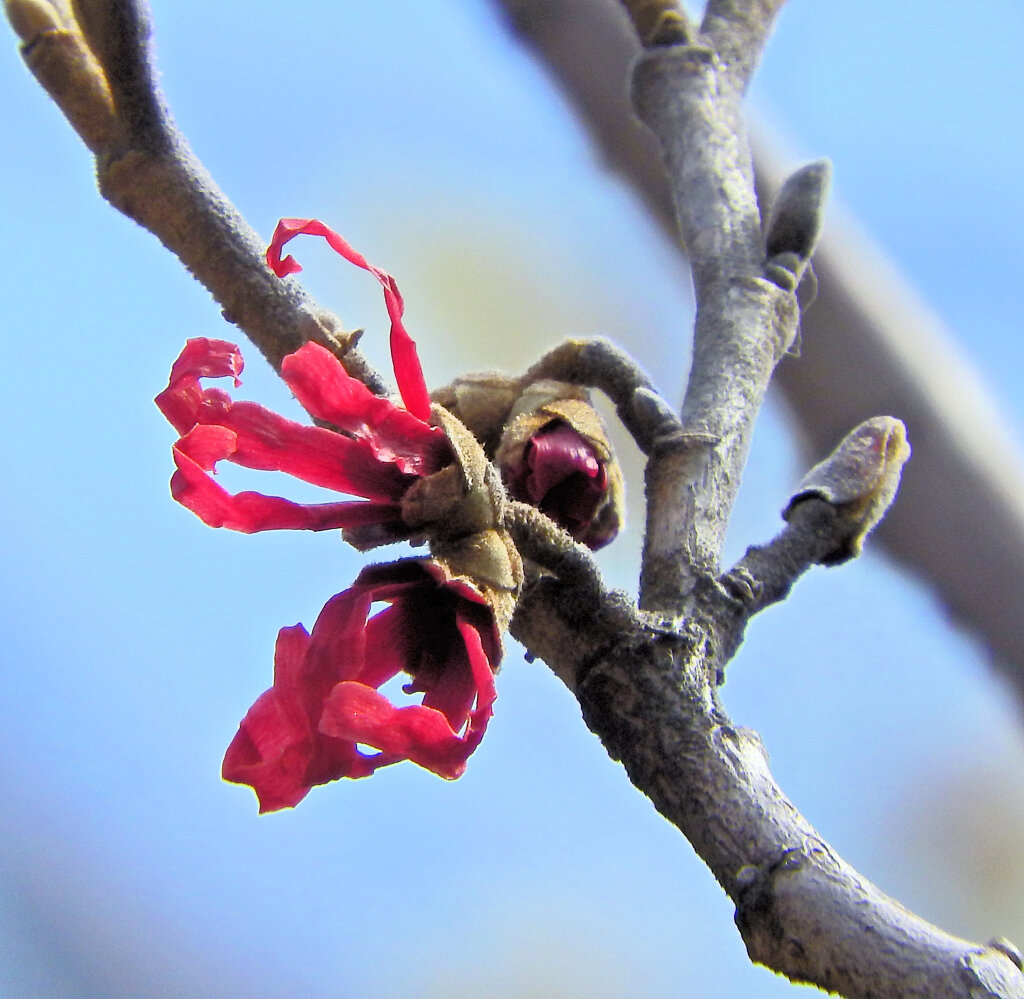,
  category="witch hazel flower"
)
[157,219,522,811]
[496,380,624,551]
[221,560,501,812]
